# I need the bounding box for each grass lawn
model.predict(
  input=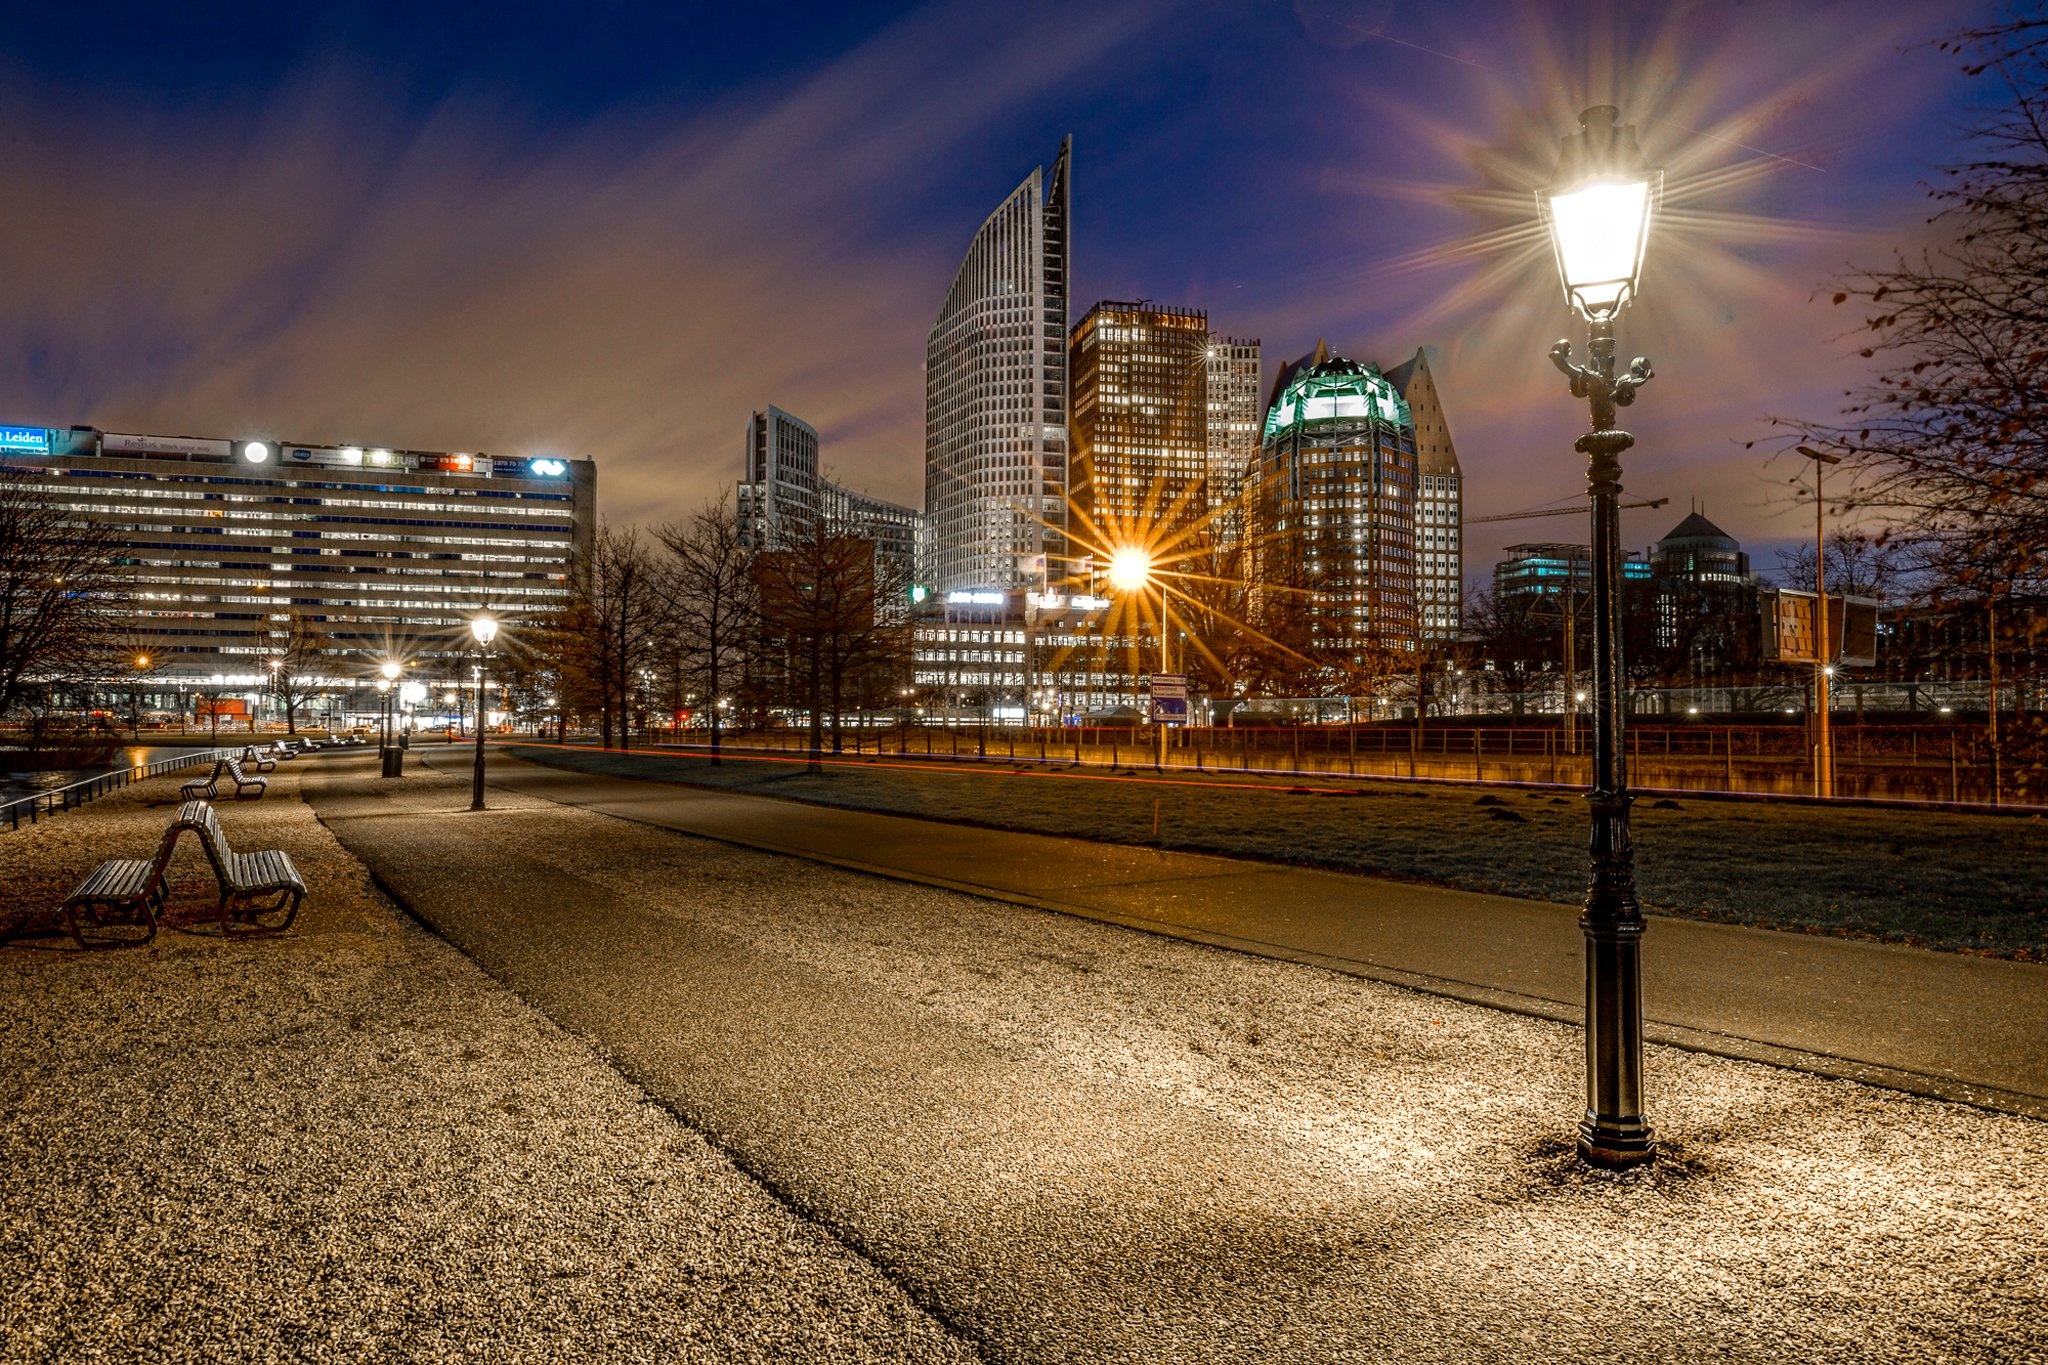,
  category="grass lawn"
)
[508,742,2048,959]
